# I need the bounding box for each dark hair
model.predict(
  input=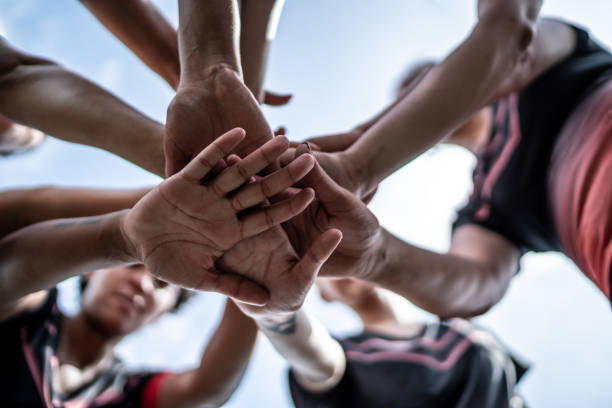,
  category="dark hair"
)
[78,274,193,313]
[396,60,436,95]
